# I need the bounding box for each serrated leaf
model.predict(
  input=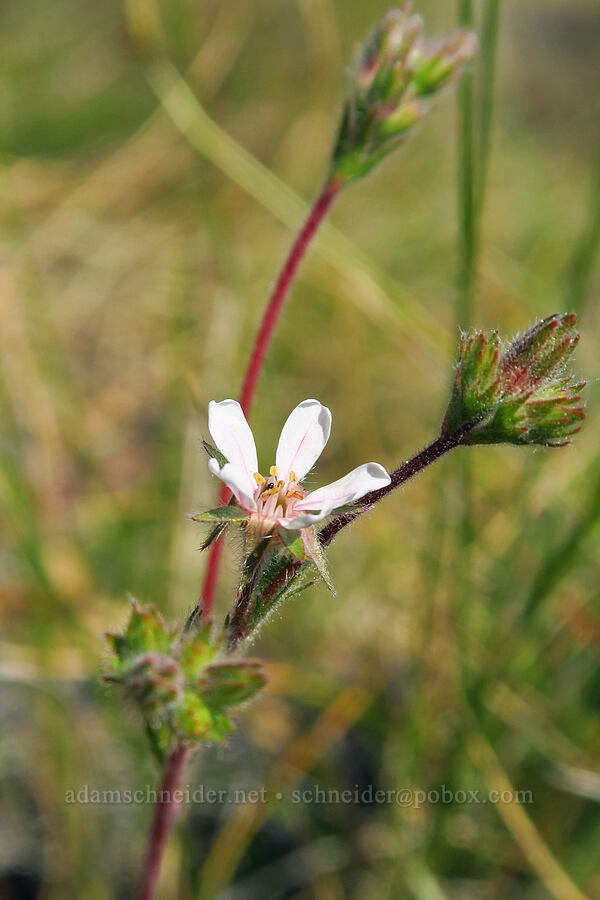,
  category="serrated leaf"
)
[301,527,335,595]
[192,506,248,522]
